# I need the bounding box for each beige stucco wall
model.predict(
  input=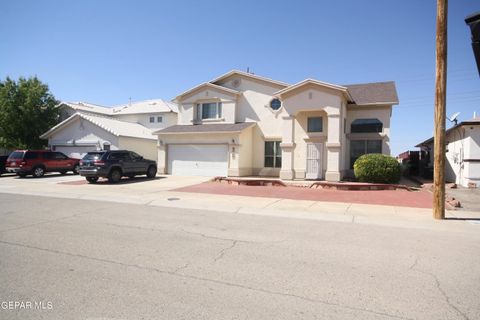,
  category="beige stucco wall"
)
[279,84,345,180]
[114,112,177,130]
[118,137,158,162]
[179,76,288,177]
[345,105,392,170]
[177,87,237,125]
[292,111,328,179]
